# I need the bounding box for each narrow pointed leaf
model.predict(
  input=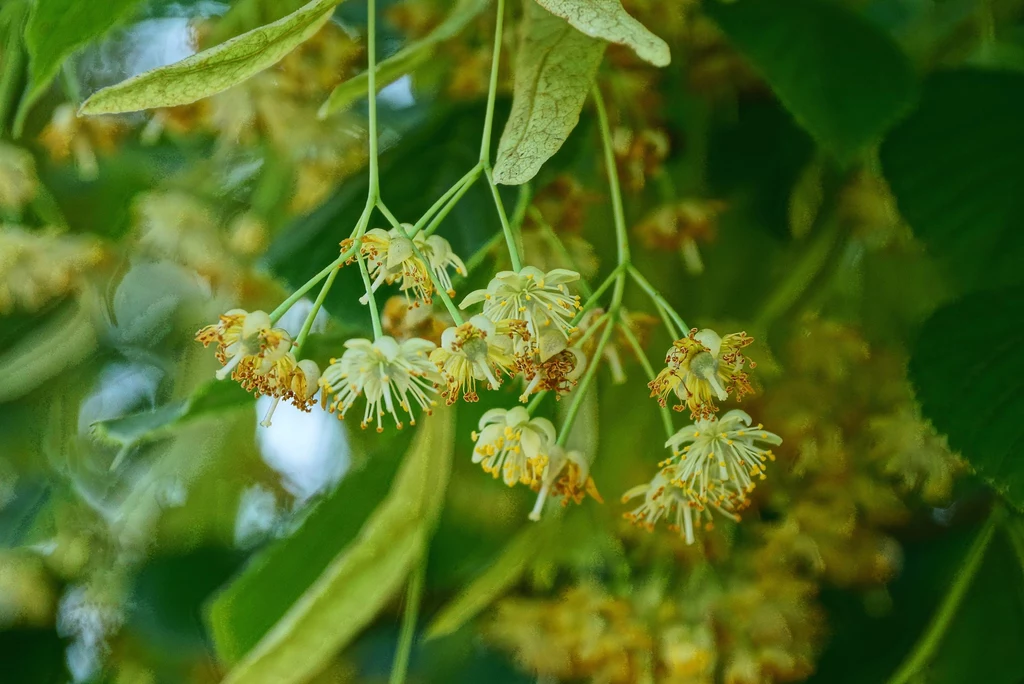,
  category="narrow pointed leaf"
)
[535,0,669,66]
[79,0,341,115]
[492,1,605,185]
[215,408,454,684]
